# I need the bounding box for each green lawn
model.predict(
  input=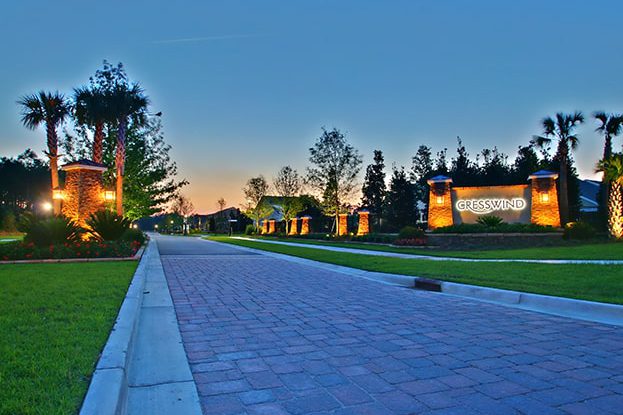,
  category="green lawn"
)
[249,236,623,260]
[0,233,23,243]
[211,236,623,305]
[0,262,136,415]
